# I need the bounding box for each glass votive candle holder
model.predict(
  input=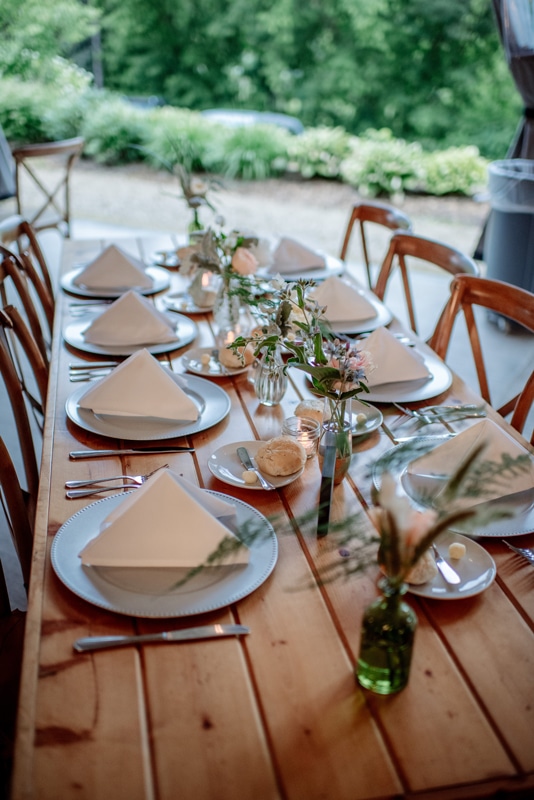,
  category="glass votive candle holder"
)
[281,416,321,459]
